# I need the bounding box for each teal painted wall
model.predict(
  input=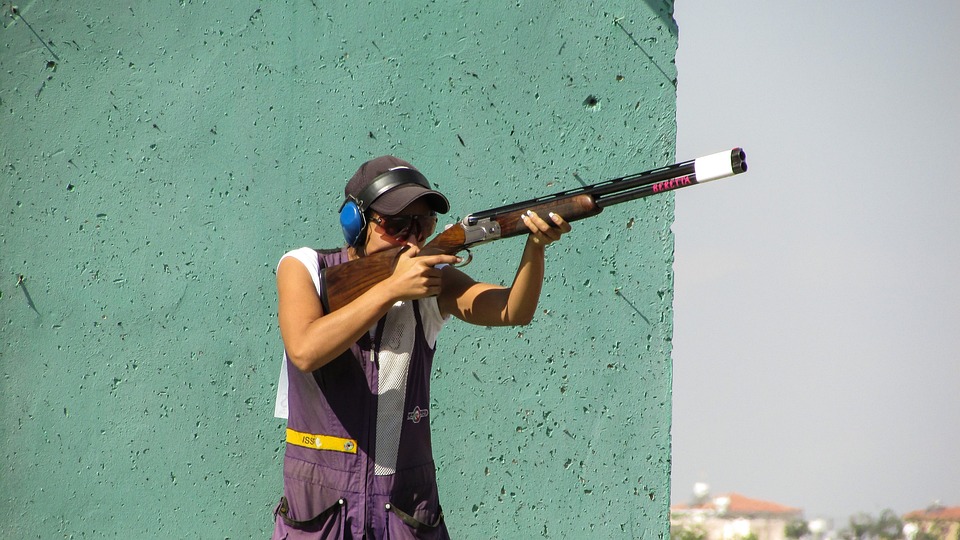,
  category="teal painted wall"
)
[0,1,678,537]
